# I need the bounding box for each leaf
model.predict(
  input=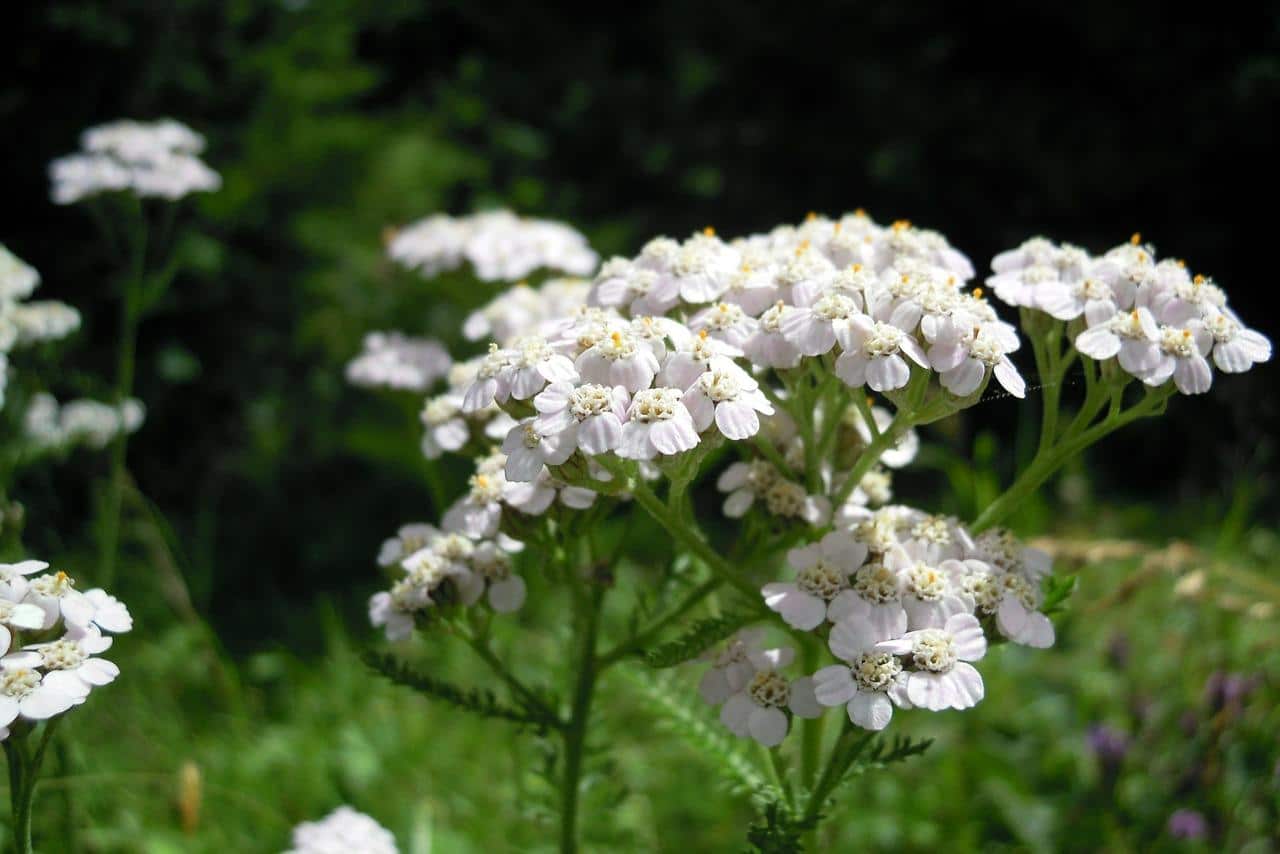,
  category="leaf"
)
[1041,573,1077,616]
[640,613,757,668]
[620,668,770,796]
[745,799,817,853]
[363,651,557,733]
